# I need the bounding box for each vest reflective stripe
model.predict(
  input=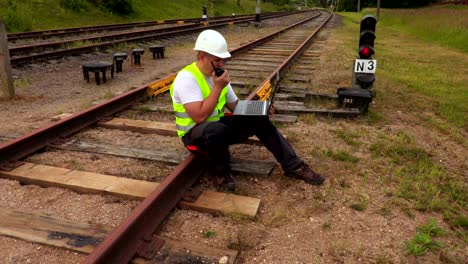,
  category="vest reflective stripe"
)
[174,112,190,118]
[174,110,218,119]
[176,123,196,133]
[170,62,228,137]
